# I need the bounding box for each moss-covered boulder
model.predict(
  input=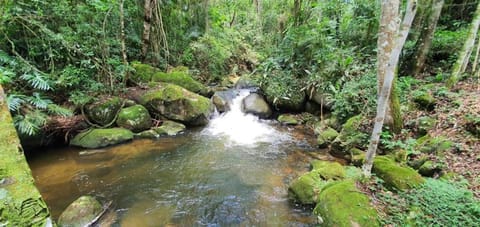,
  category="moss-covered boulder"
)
[418,160,443,177]
[131,62,160,83]
[373,156,425,190]
[58,196,102,227]
[289,161,345,204]
[140,83,214,126]
[85,97,123,126]
[277,114,300,125]
[416,116,437,136]
[135,129,160,139]
[153,120,186,136]
[241,93,272,118]
[0,92,51,226]
[313,180,379,227]
[152,71,211,97]
[330,115,368,159]
[70,128,134,149]
[316,127,339,148]
[413,91,436,111]
[116,105,152,133]
[415,135,453,154]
